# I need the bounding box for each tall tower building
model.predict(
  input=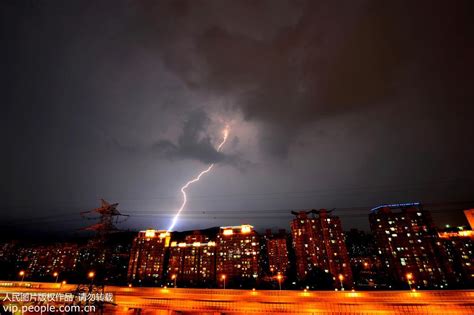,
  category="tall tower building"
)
[127,229,170,284]
[290,209,352,287]
[167,231,217,286]
[216,225,259,286]
[264,229,289,275]
[369,203,449,288]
